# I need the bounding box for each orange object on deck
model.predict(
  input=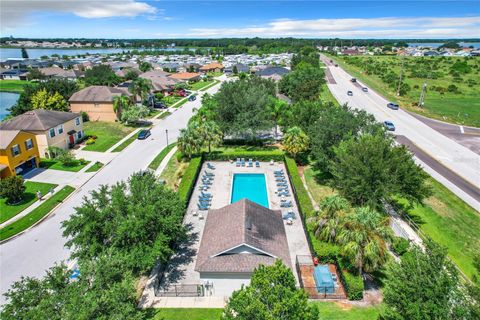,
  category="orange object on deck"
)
[313,257,319,266]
